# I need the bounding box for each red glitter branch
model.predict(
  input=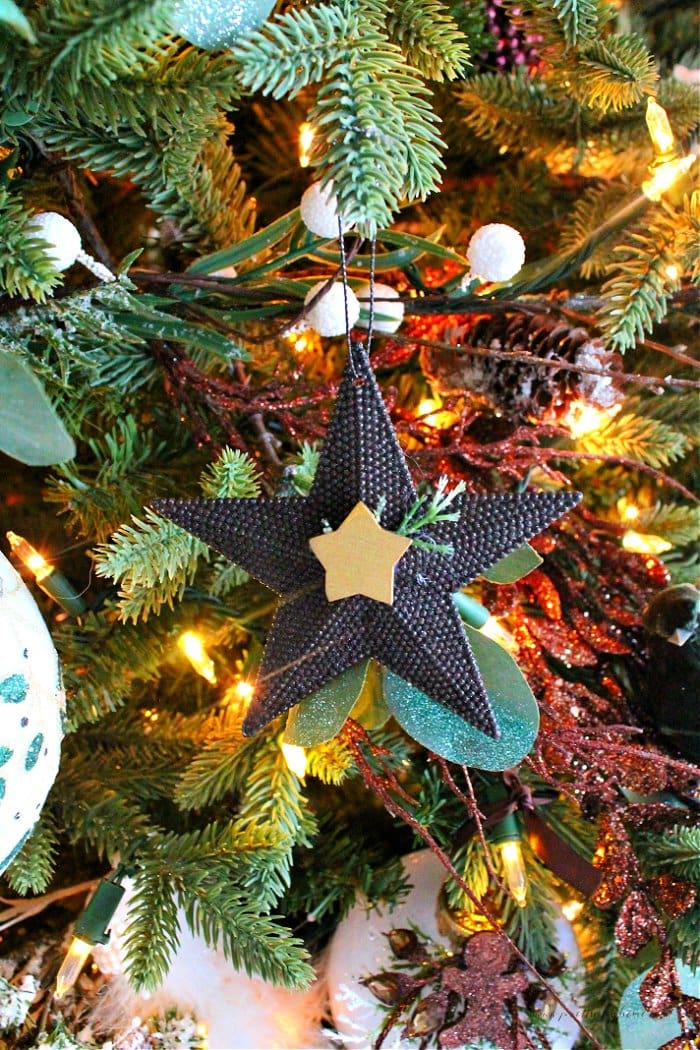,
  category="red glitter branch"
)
[340,719,604,1050]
